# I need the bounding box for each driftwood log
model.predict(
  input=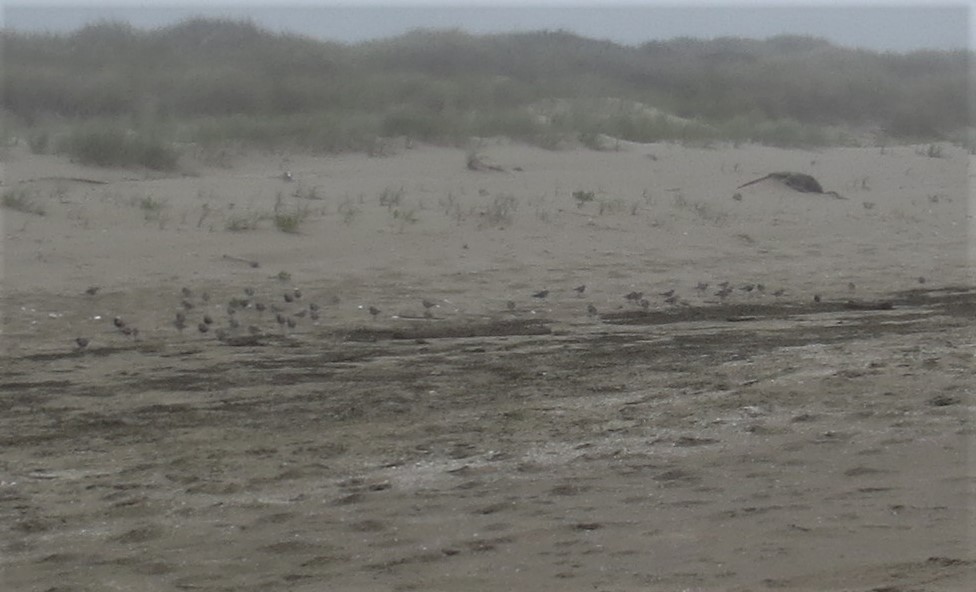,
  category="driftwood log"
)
[737,172,845,199]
